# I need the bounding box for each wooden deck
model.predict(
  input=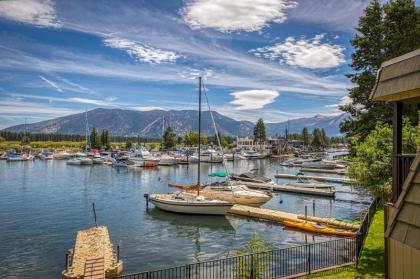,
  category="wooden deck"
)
[62,226,123,279]
[274,173,355,184]
[228,205,360,231]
